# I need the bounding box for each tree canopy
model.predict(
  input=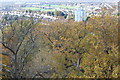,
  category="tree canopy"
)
[0,15,119,78]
